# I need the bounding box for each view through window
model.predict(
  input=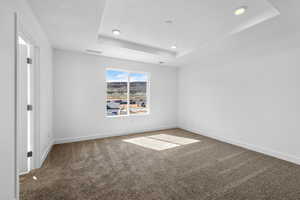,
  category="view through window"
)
[106,69,149,116]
